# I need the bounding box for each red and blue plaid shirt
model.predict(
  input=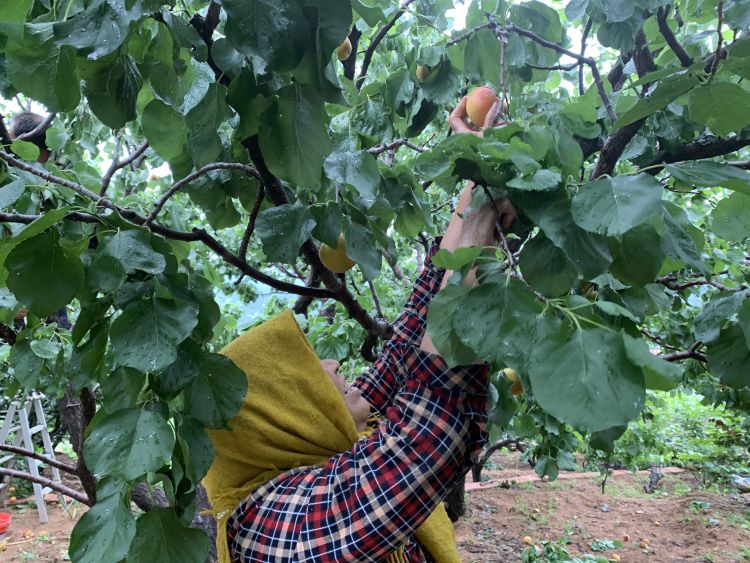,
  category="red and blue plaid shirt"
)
[227,244,490,562]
